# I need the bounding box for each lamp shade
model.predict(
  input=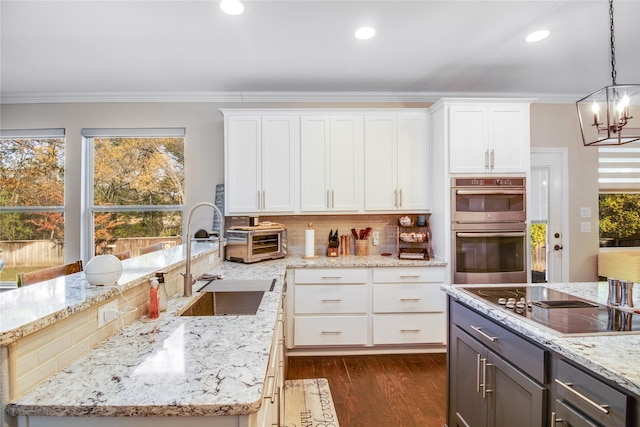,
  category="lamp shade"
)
[85,255,123,286]
[577,84,640,146]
